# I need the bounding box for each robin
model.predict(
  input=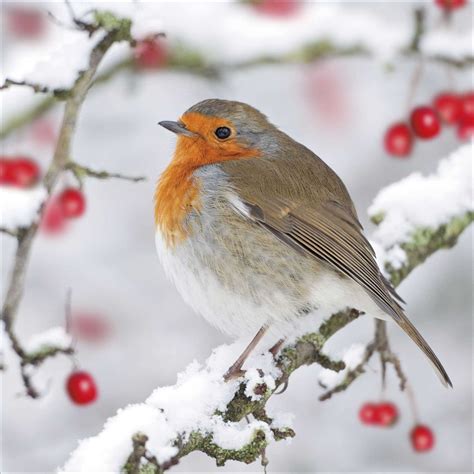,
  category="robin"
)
[155,99,451,387]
